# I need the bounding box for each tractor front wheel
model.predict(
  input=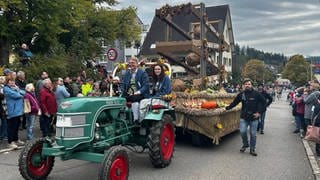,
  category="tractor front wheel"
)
[18,138,55,180]
[147,114,175,168]
[99,146,129,180]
